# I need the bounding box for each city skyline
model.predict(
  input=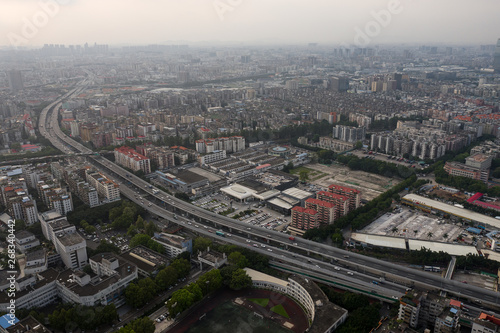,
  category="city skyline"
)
[1,0,500,48]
